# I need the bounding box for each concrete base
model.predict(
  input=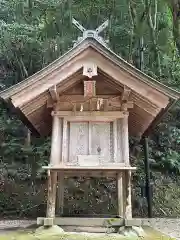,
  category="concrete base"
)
[37,217,143,228]
[44,218,54,226]
[37,217,55,227]
[125,219,142,227]
[37,217,125,227]
[0,219,176,239]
